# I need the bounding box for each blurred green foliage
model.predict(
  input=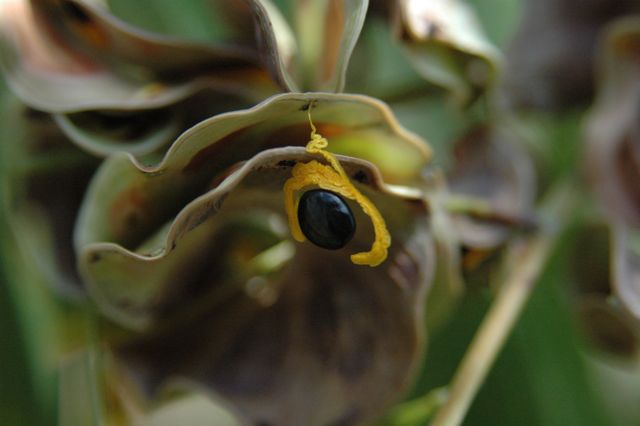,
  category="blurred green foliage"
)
[0,259,41,426]
[0,79,39,426]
